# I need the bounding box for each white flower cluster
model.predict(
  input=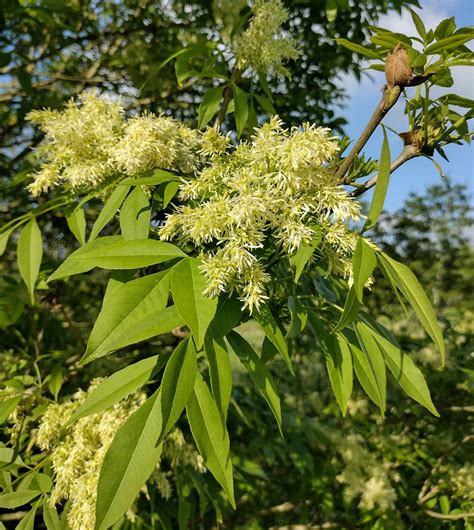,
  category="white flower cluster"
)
[233,0,300,77]
[27,93,201,196]
[335,434,399,512]
[161,117,361,311]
